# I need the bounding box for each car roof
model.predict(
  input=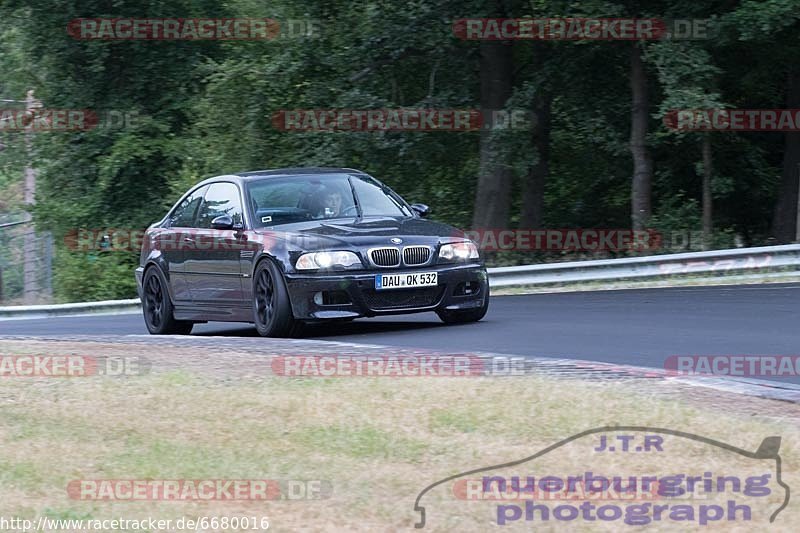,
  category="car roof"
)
[191,168,372,189]
[236,167,367,179]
